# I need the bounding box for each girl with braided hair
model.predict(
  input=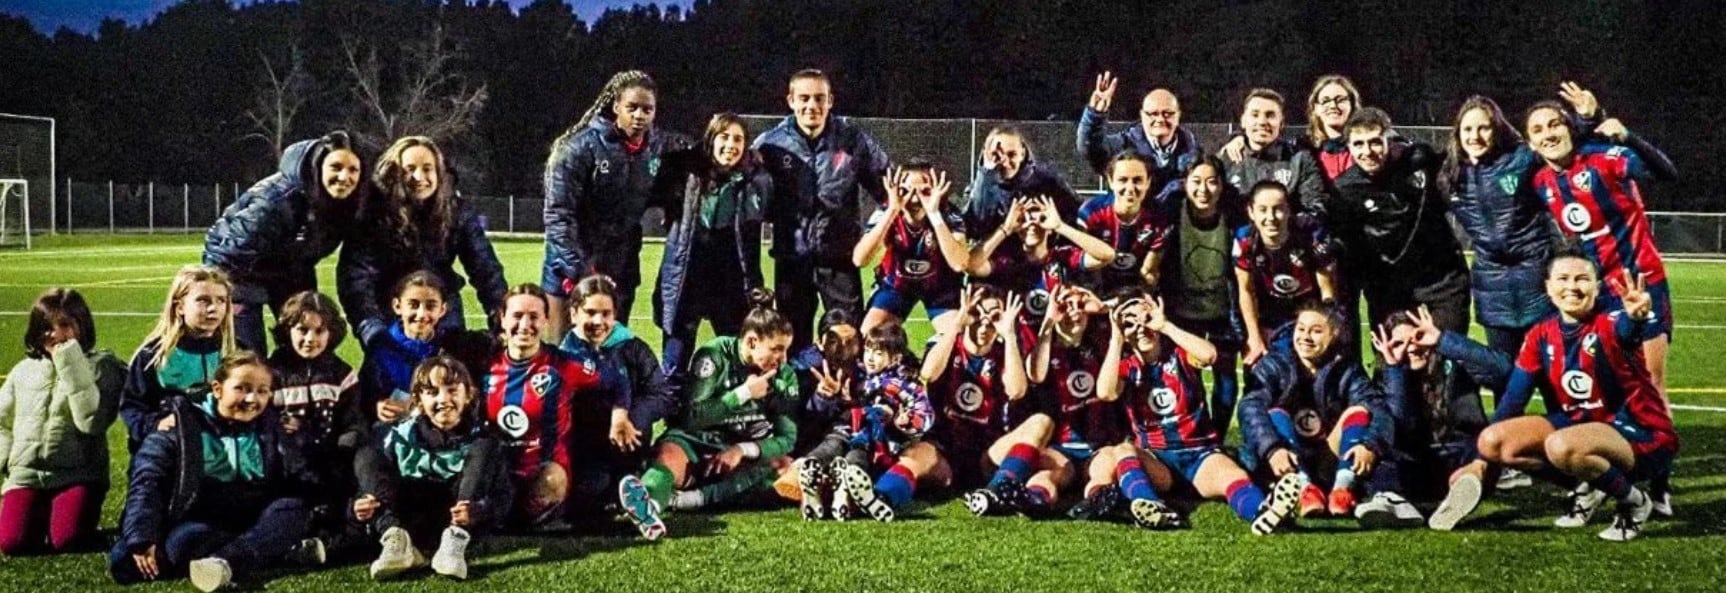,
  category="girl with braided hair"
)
[543,70,694,336]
